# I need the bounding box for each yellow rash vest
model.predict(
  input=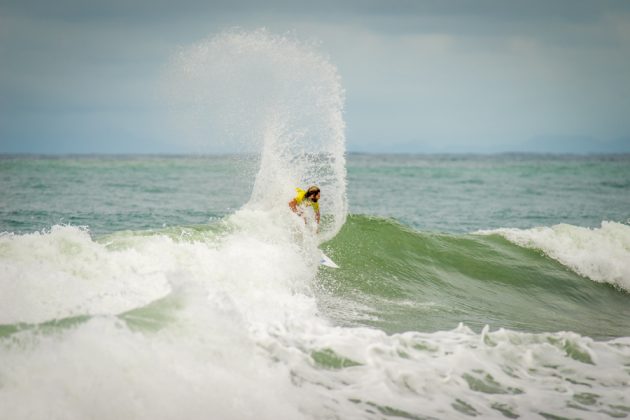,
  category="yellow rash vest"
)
[294,188,320,213]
